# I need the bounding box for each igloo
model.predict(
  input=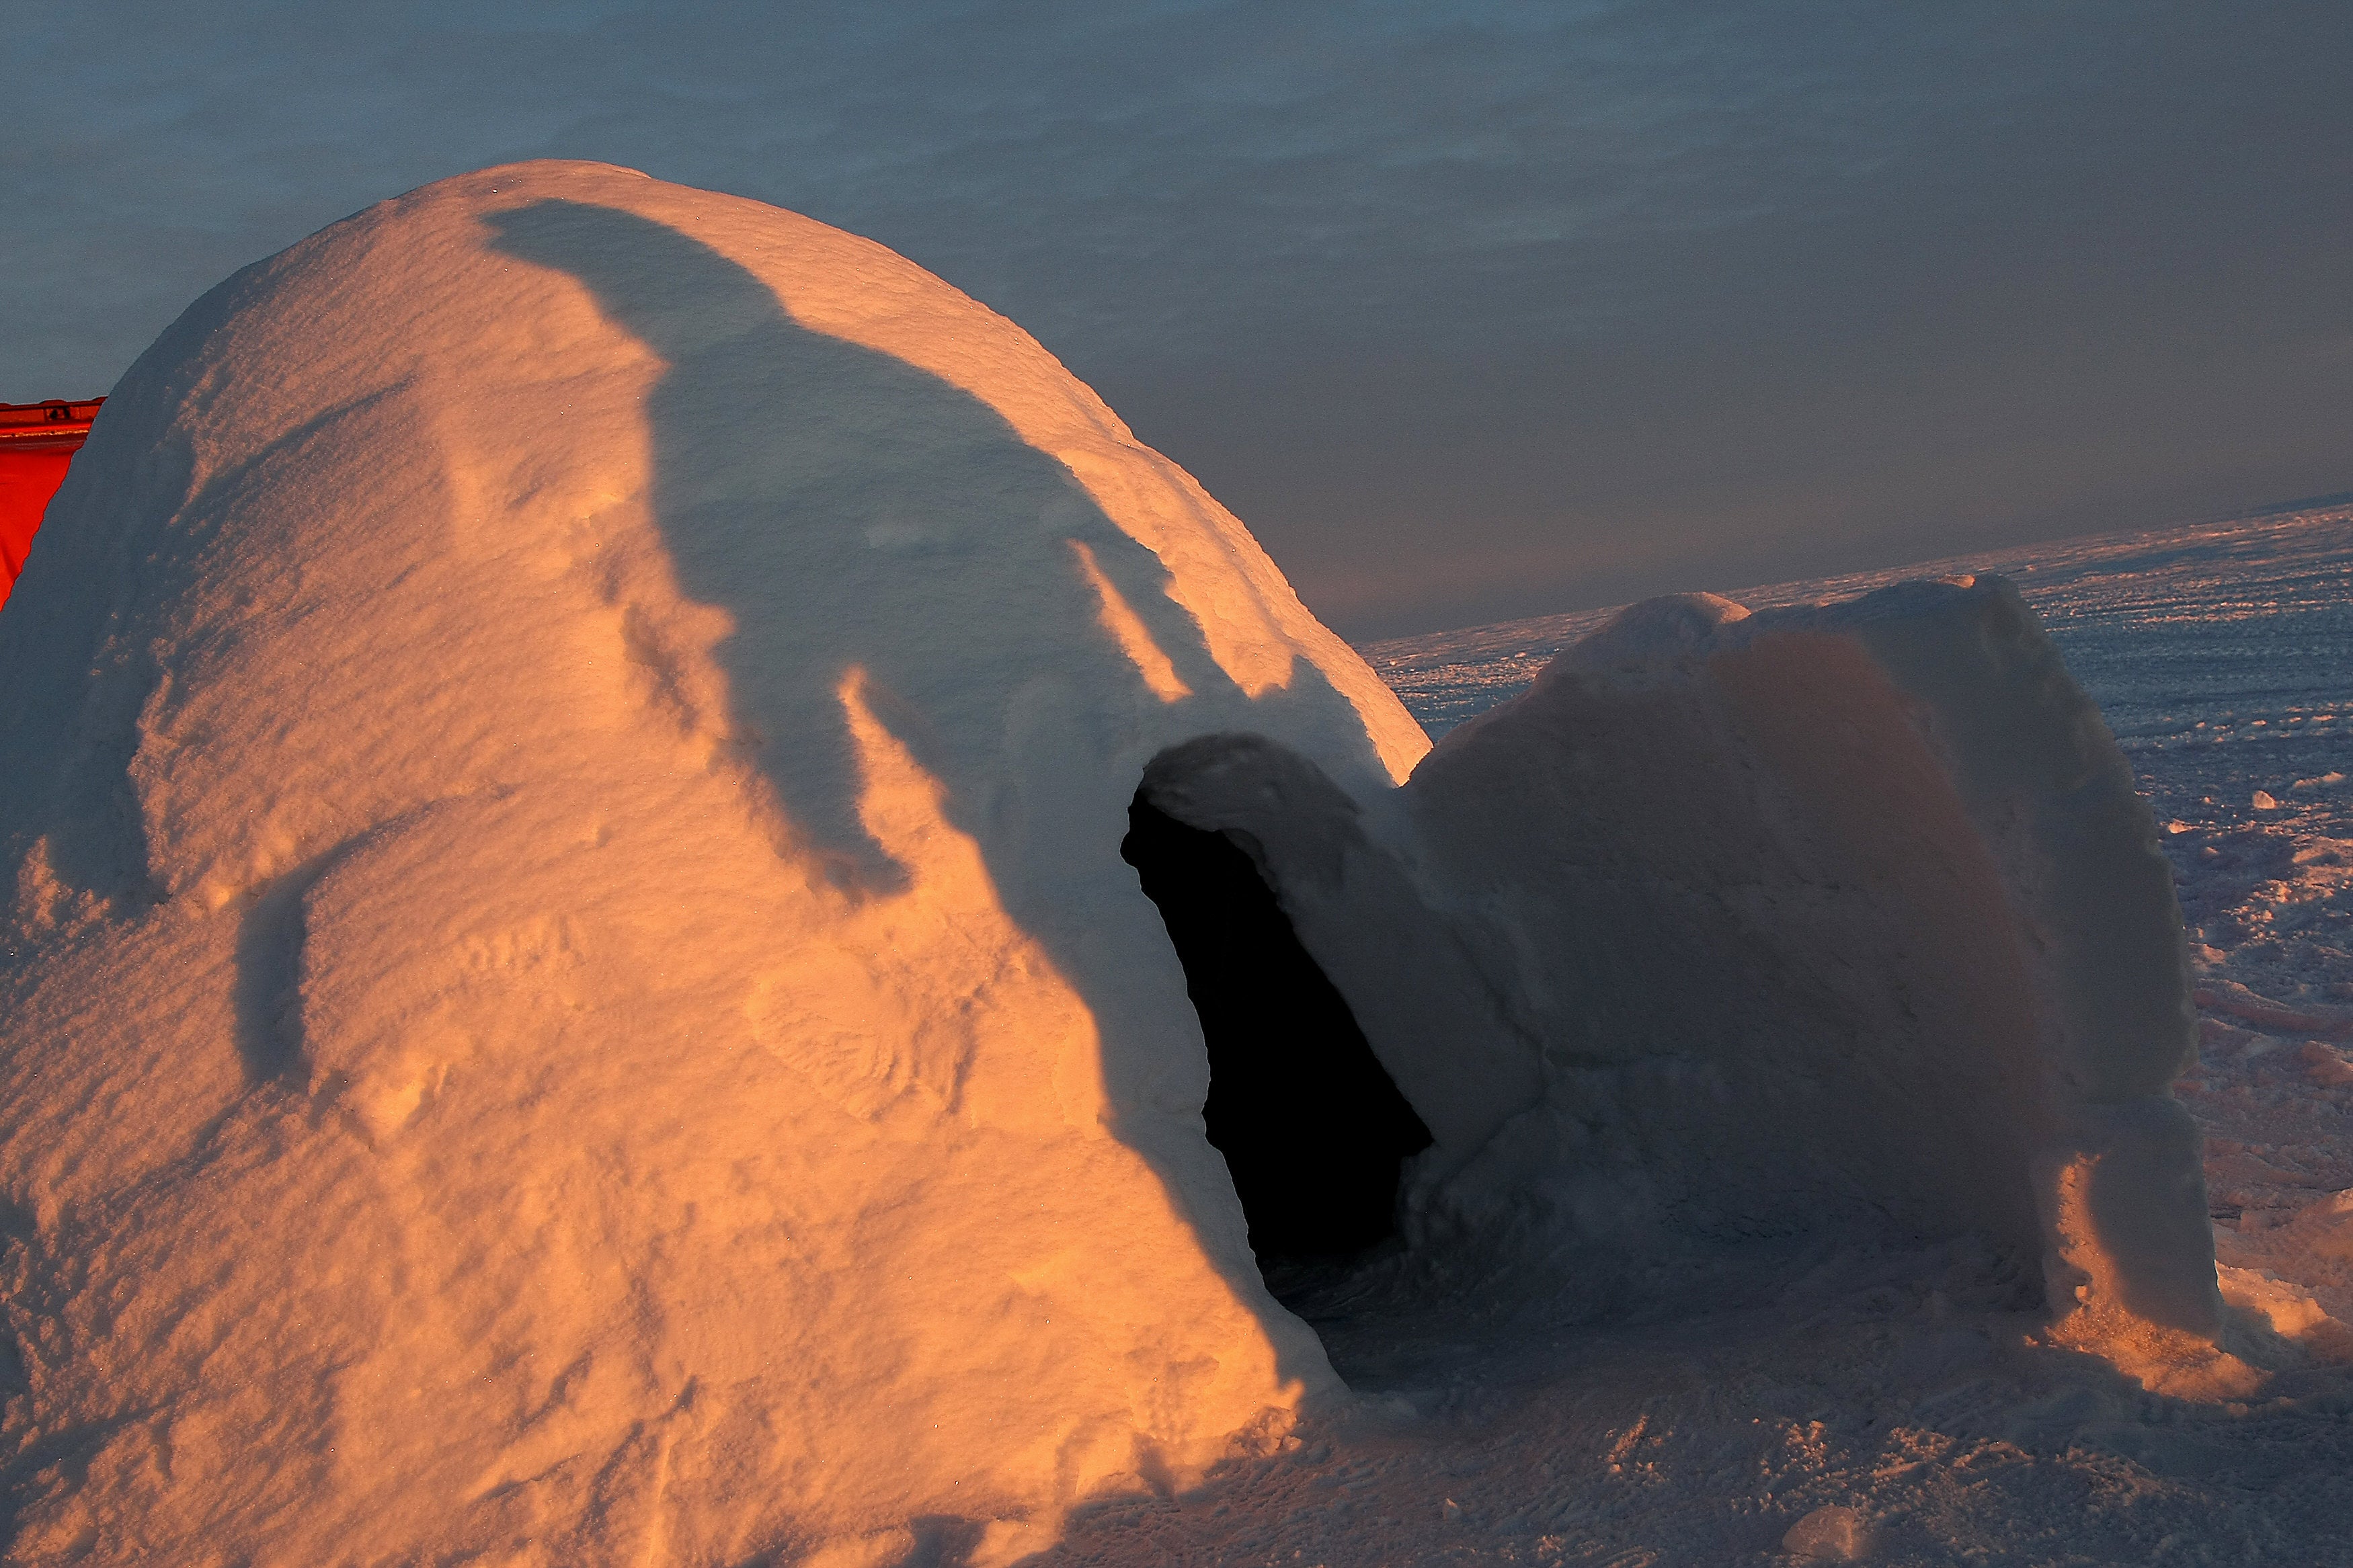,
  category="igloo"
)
[0,163,2215,1565]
